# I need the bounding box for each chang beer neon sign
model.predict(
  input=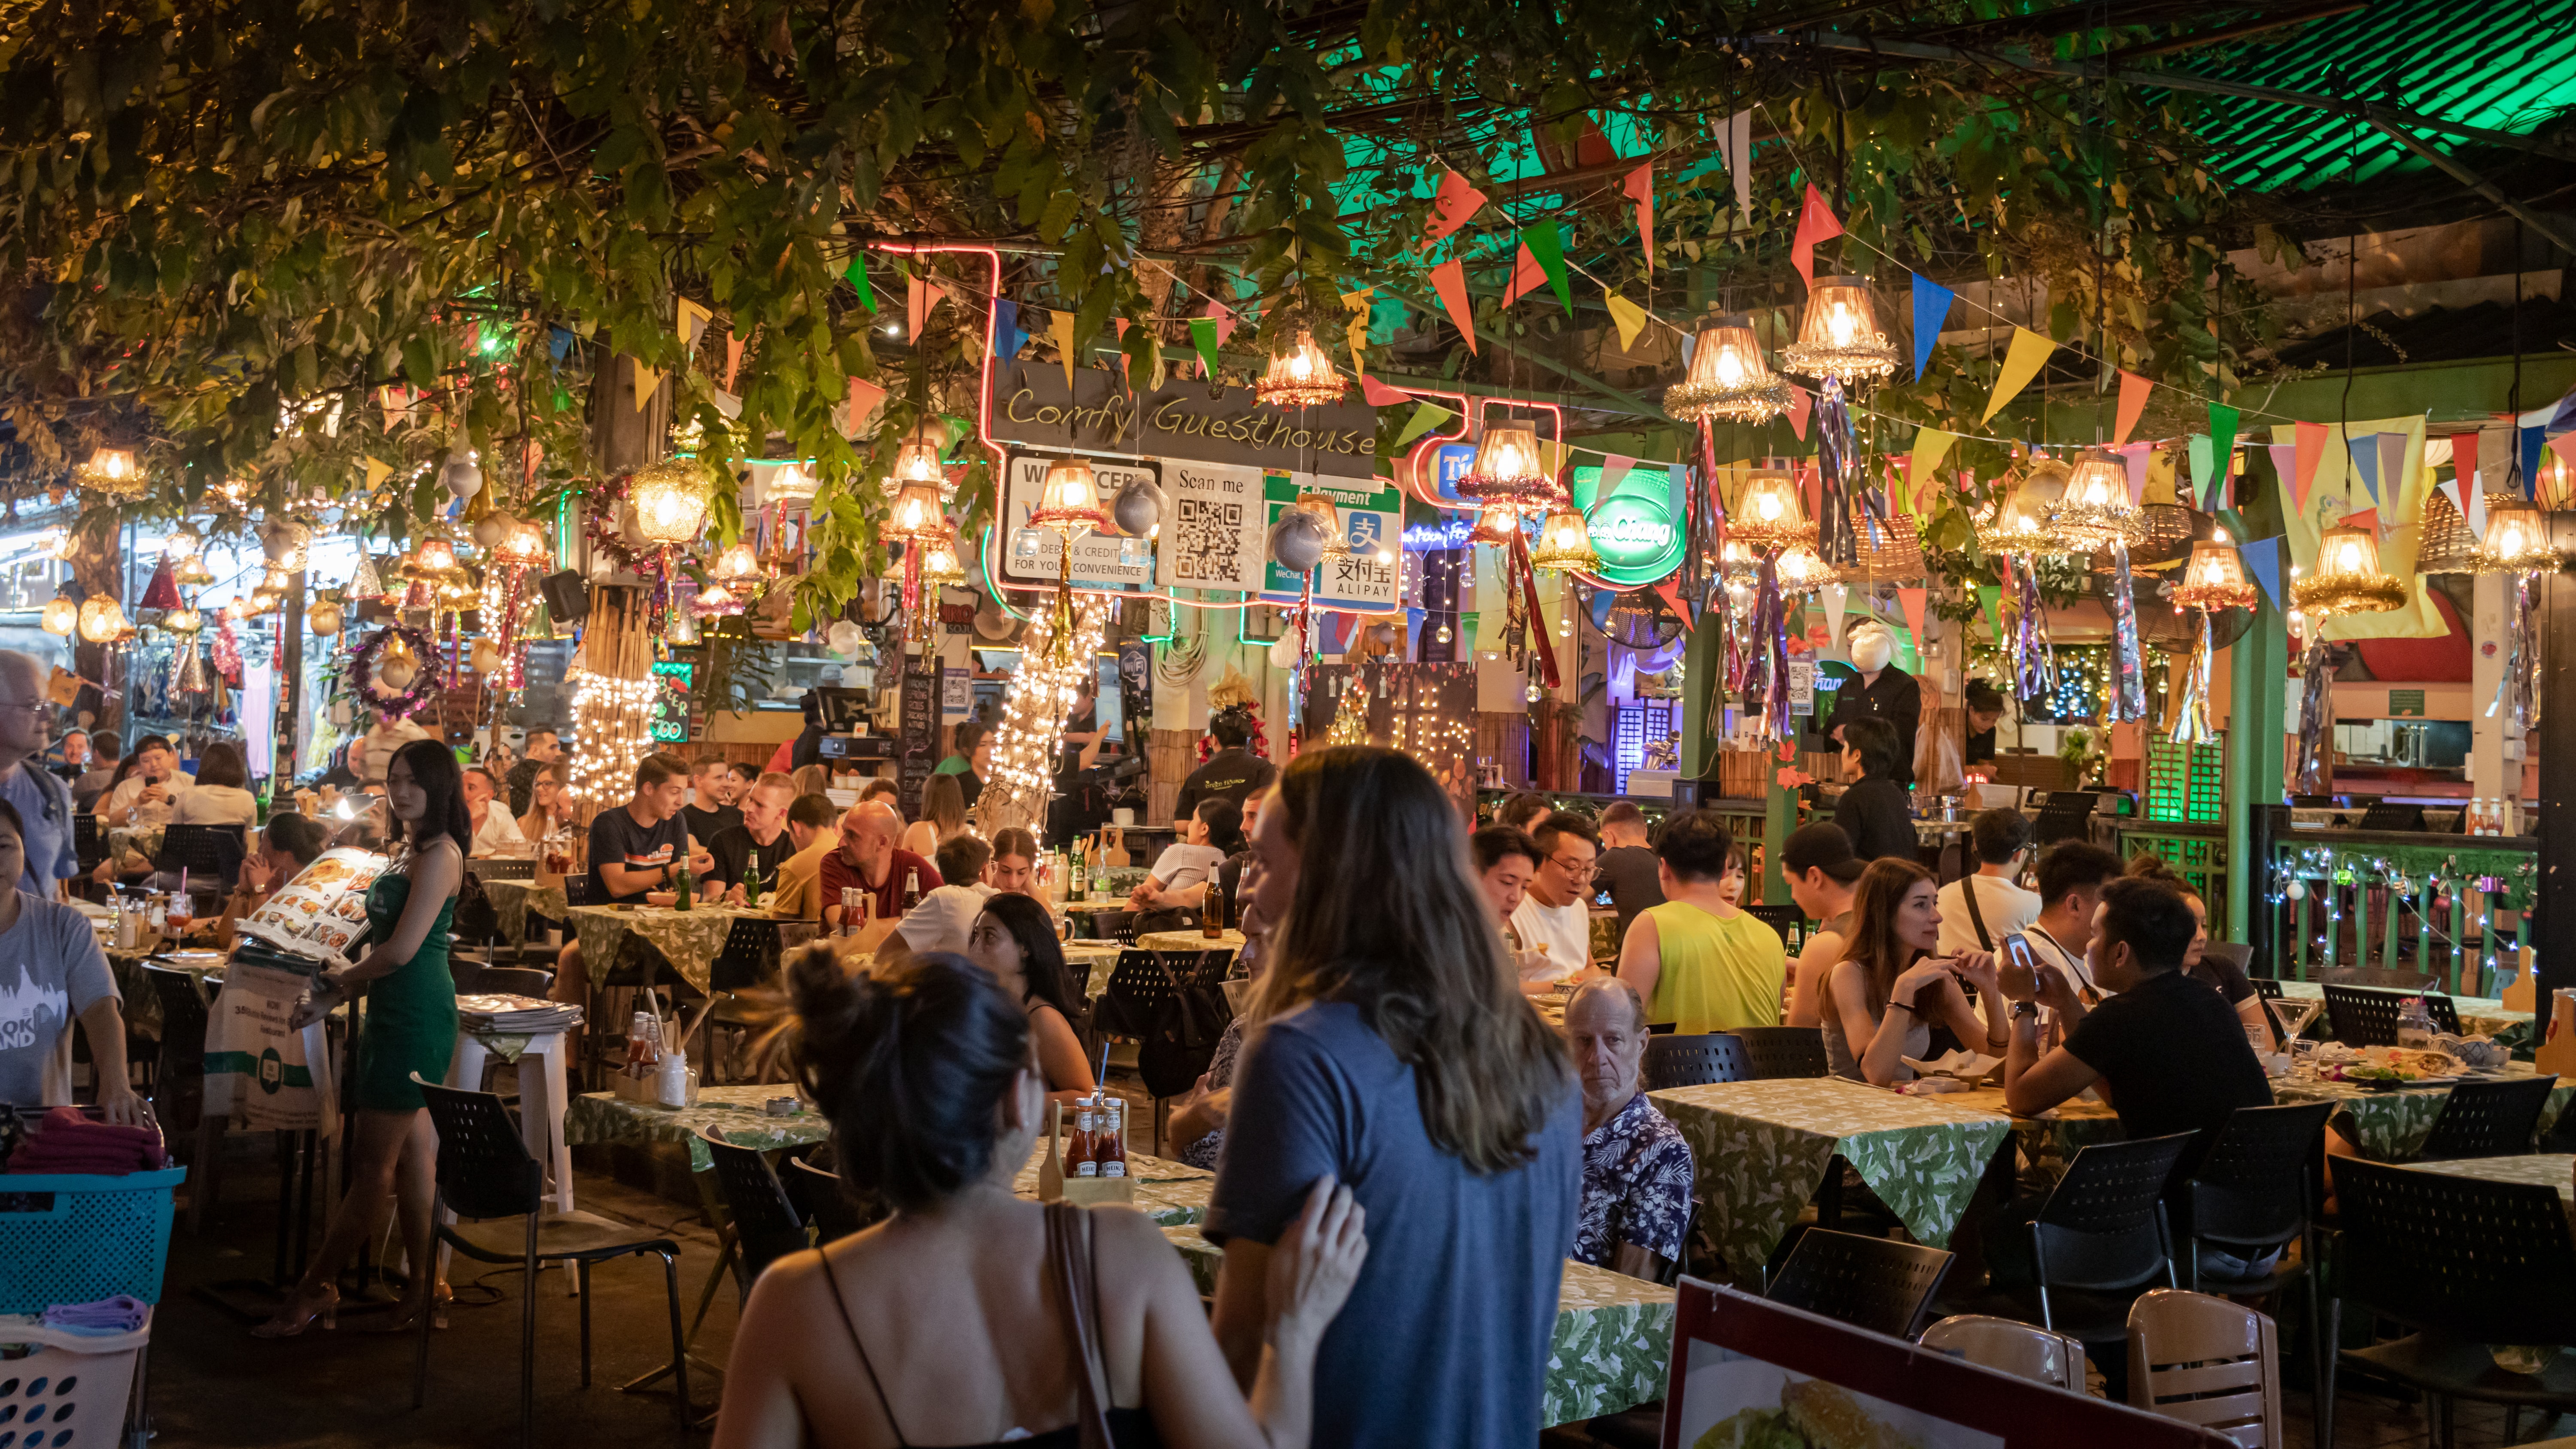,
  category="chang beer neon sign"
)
[1571,465,1686,586]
